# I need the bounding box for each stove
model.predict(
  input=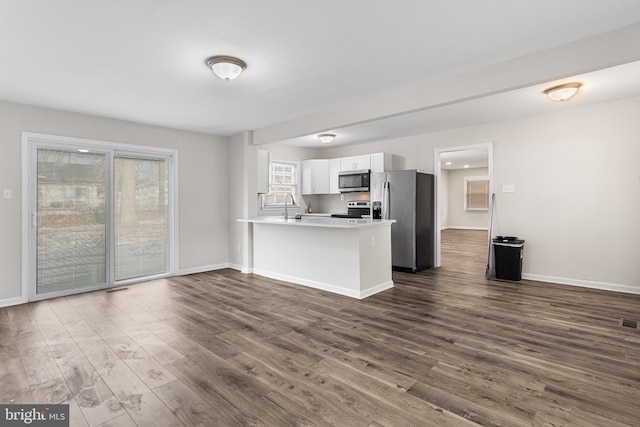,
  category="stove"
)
[331,200,371,219]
